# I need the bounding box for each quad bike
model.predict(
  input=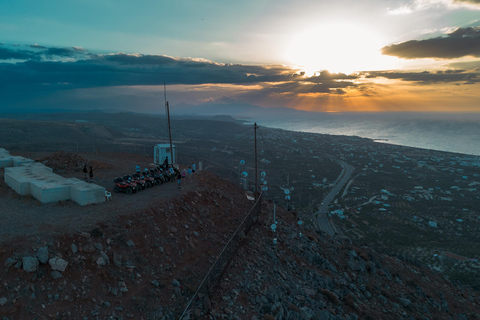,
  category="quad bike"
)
[113,177,138,195]
[139,171,156,188]
[133,173,154,189]
[150,169,167,185]
[125,175,146,190]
